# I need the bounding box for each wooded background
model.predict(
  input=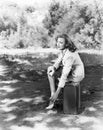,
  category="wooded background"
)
[0,0,103,50]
